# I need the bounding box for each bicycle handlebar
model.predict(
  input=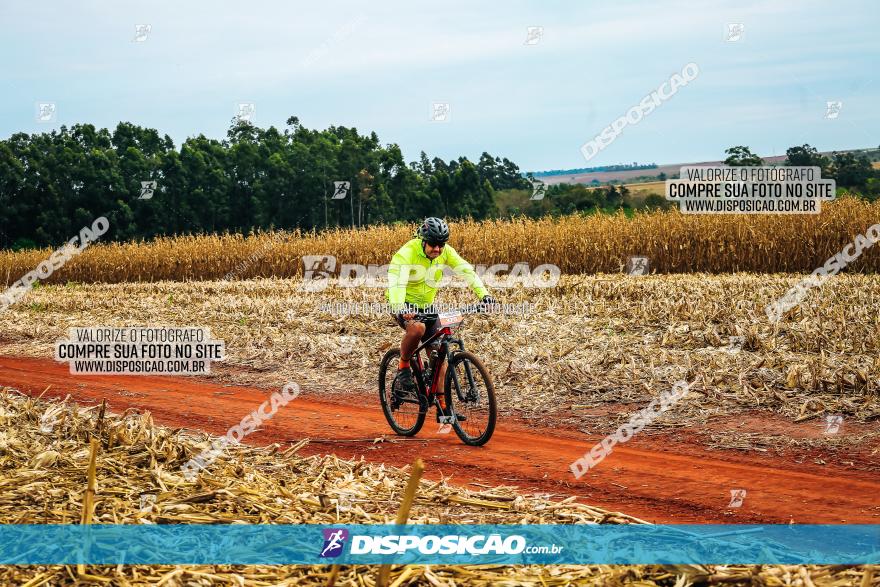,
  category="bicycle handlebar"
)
[401,303,498,320]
